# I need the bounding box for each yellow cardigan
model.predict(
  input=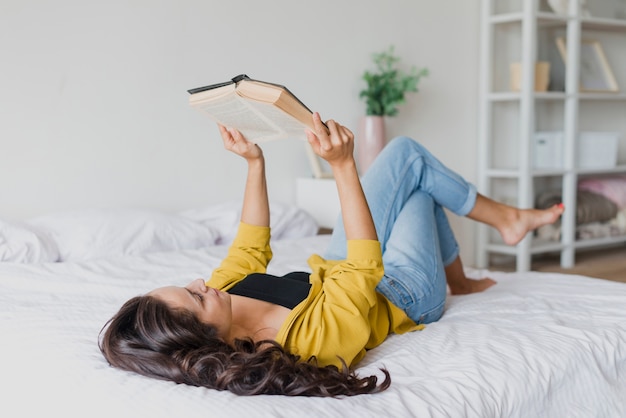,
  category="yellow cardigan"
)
[206,222,423,369]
